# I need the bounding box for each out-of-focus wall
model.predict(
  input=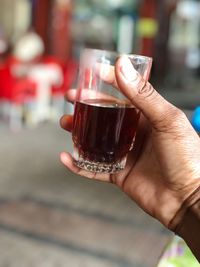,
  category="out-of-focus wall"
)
[0,0,31,42]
